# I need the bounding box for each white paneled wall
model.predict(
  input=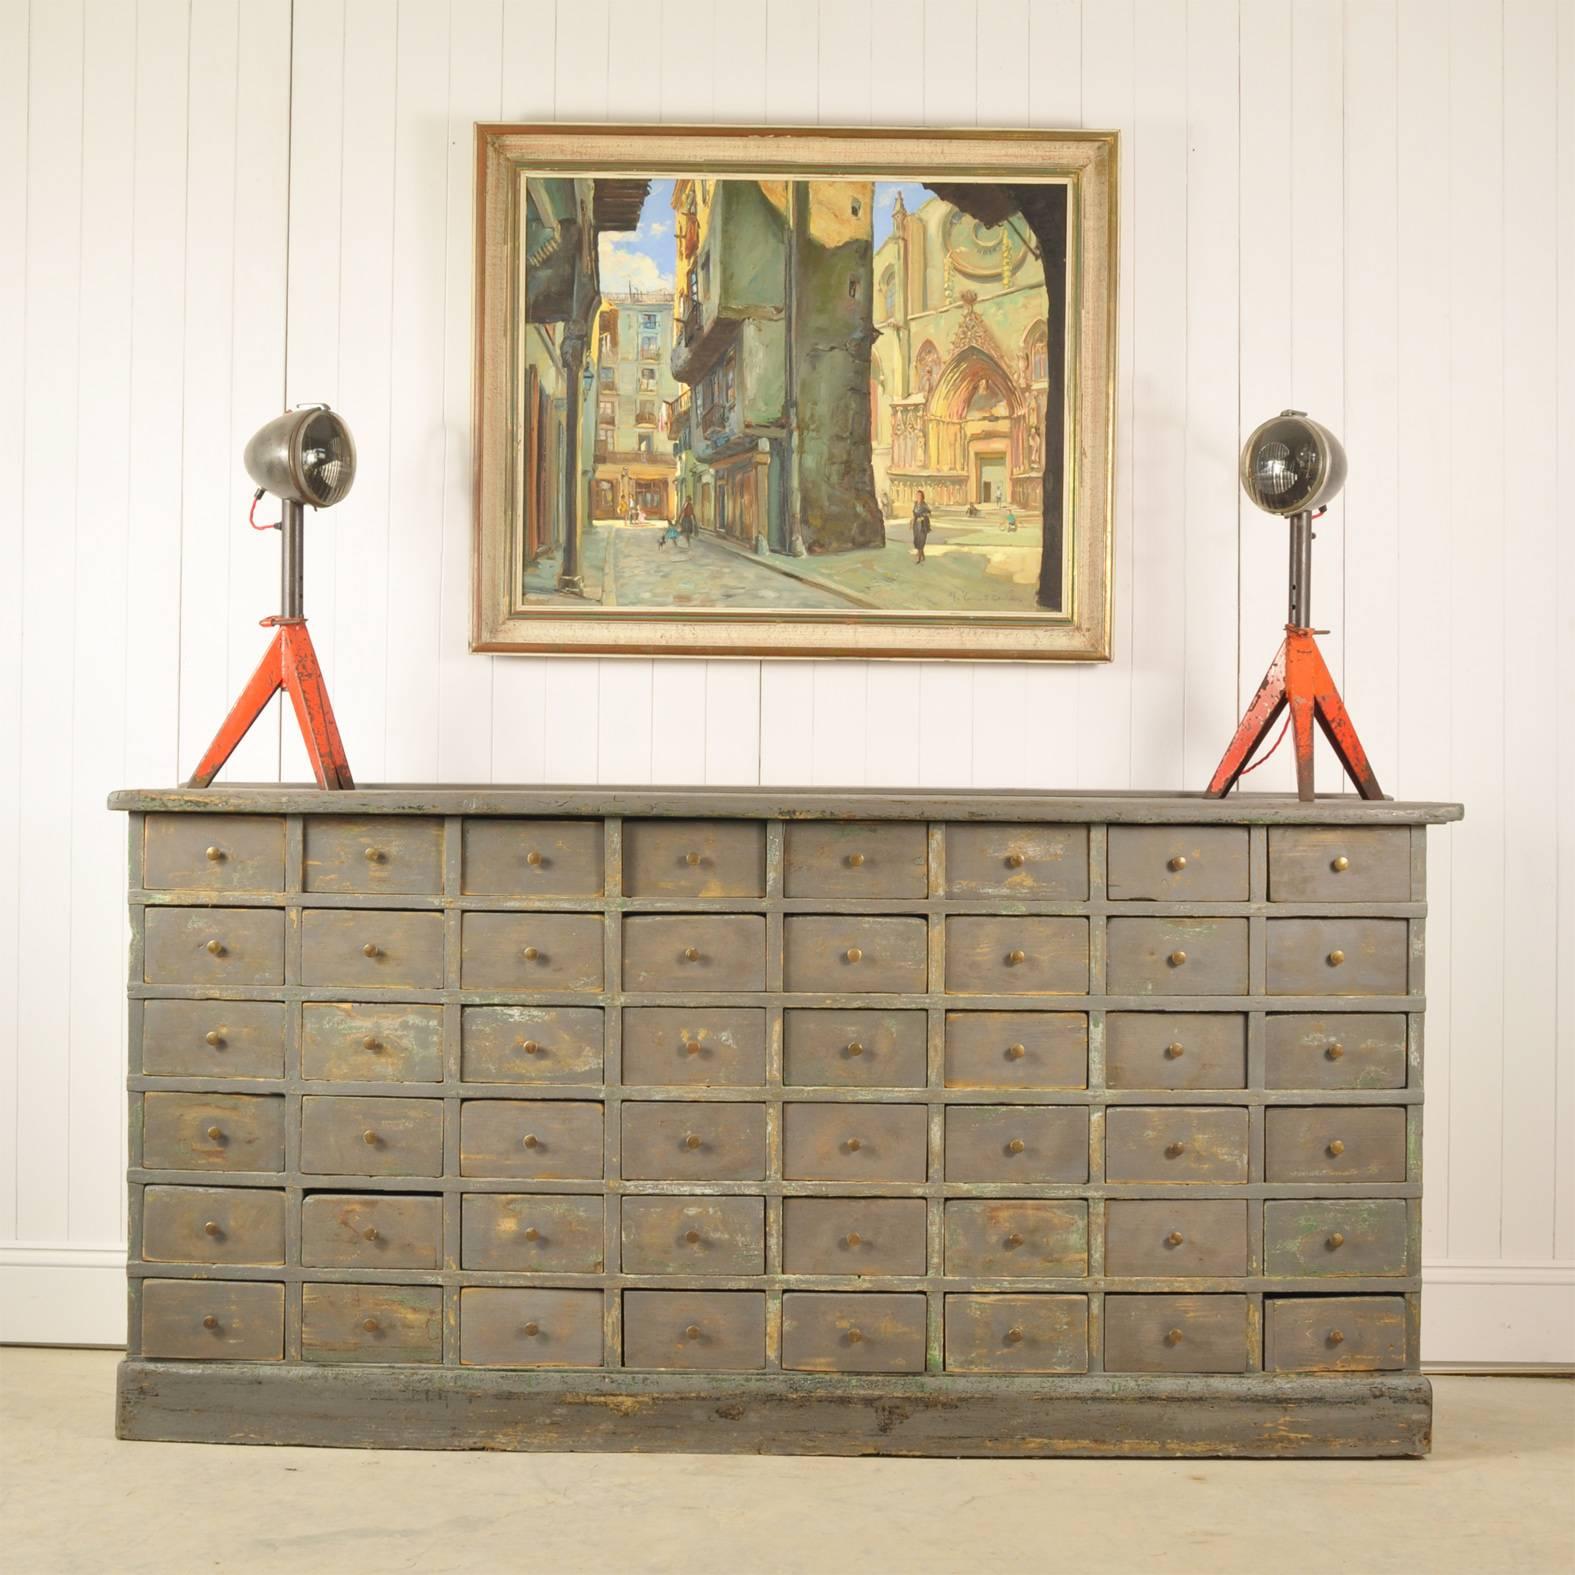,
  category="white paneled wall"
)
[0,0,1570,1363]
